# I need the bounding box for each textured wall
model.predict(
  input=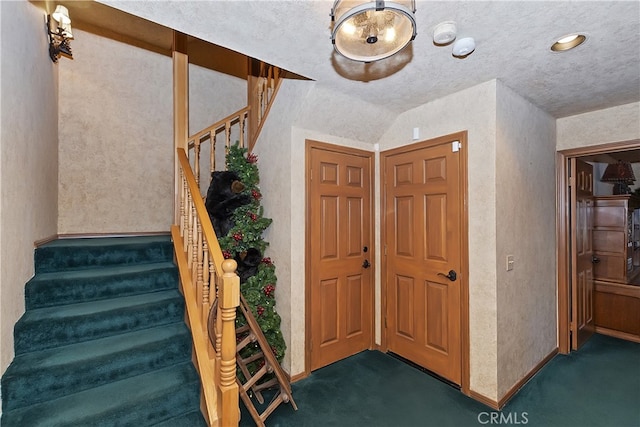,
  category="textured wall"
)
[494,82,556,399]
[0,0,59,373]
[253,78,380,376]
[379,80,499,400]
[58,30,173,234]
[251,79,307,375]
[556,102,640,150]
[58,31,245,234]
